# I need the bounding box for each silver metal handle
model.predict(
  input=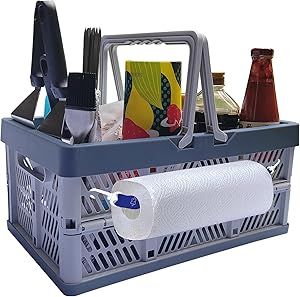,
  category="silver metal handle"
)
[98,31,227,148]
